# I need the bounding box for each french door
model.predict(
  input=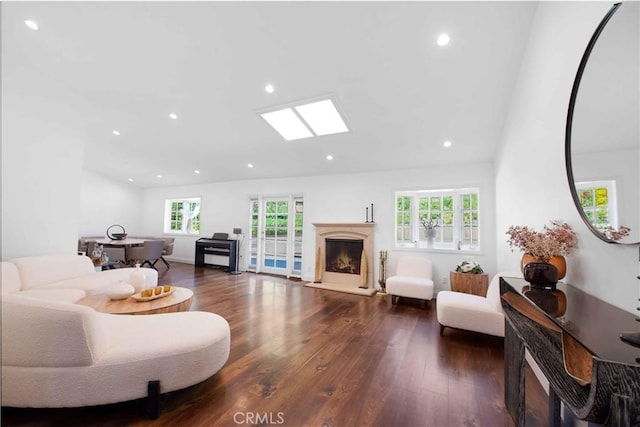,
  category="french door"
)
[248,196,303,277]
